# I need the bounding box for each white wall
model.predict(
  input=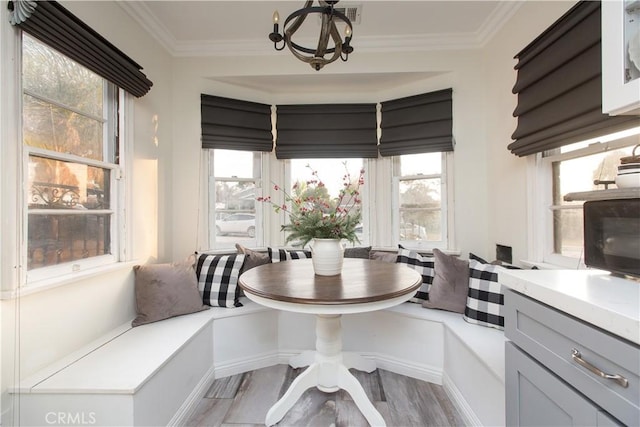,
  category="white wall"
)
[0,2,173,424]
[482,1,576,264]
